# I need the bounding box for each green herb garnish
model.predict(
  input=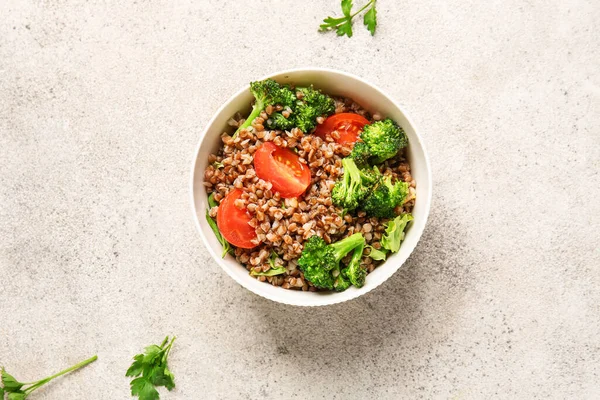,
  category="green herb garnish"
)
[206,193,232,257]
[320,0,377,38]
[126,336,176,400]
[251,268,286,277]
[1,355,97,399]
[251,252,286,276]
